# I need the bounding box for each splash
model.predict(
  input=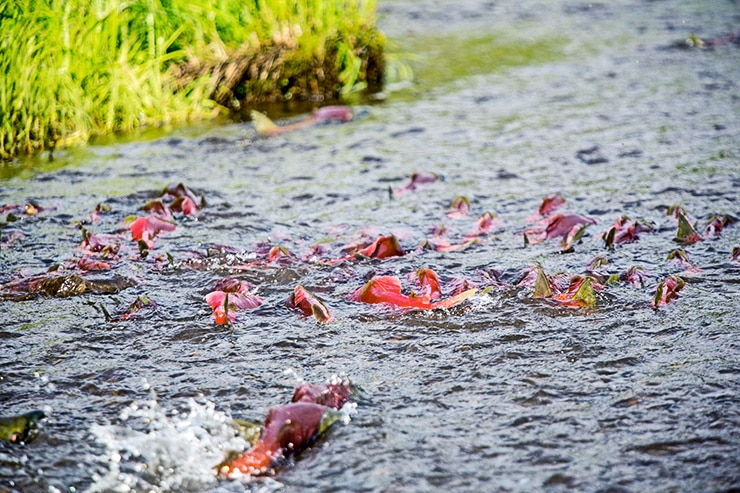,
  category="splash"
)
[88,397,280,493]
